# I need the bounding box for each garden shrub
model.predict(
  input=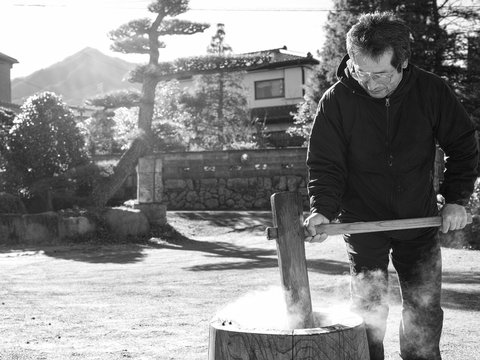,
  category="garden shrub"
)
[1,92,90,211]
[0,192,27,214]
